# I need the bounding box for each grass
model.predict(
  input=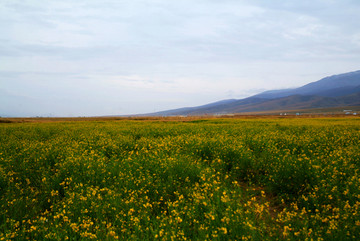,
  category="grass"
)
[0,117,359,240]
